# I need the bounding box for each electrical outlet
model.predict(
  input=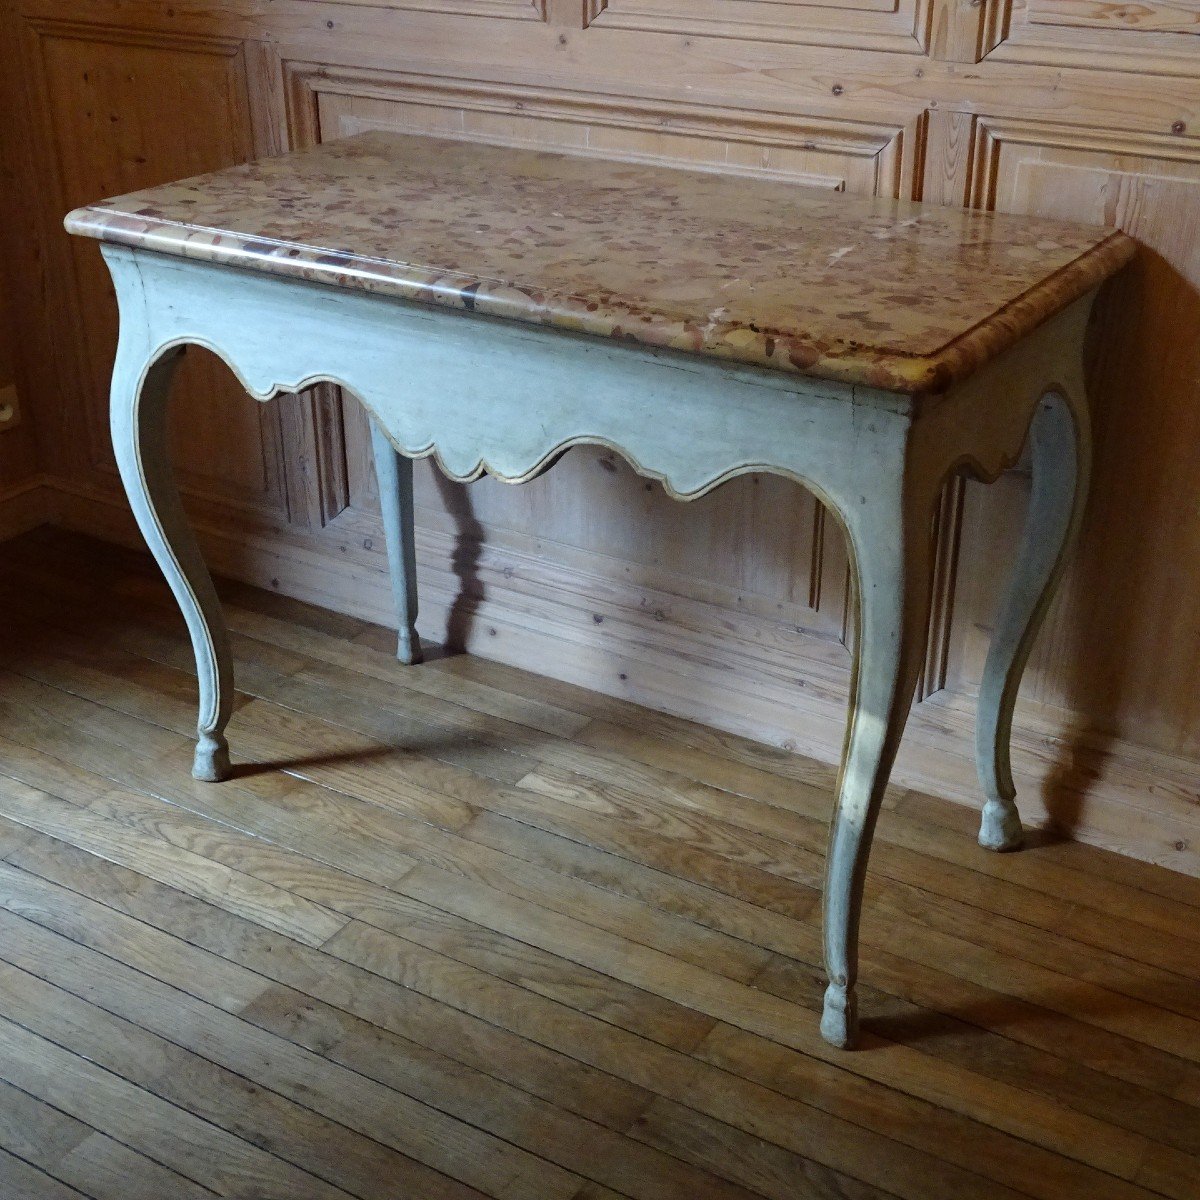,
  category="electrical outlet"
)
[0,383,19,431]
